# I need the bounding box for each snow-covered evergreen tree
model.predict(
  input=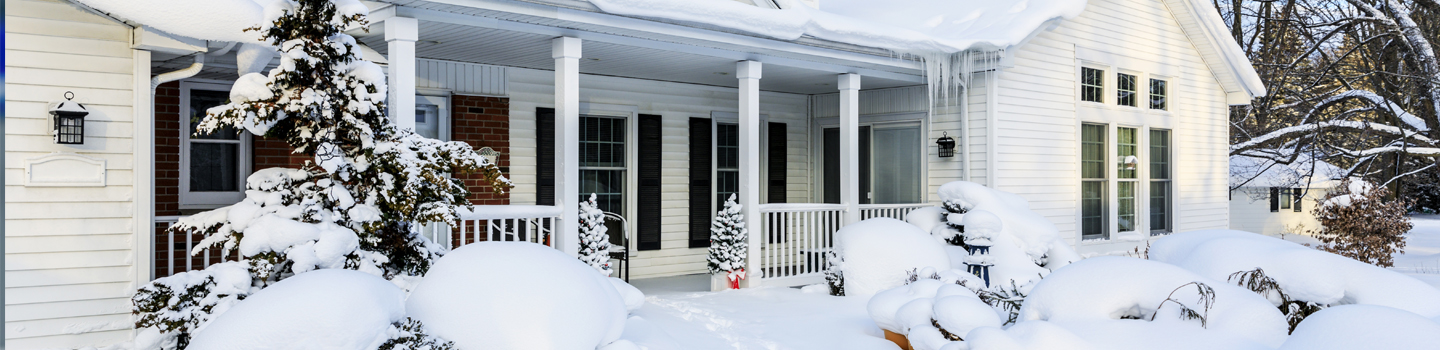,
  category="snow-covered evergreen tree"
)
[706,194,748,288]
[131,1,509,348]
[577,194,612,276]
